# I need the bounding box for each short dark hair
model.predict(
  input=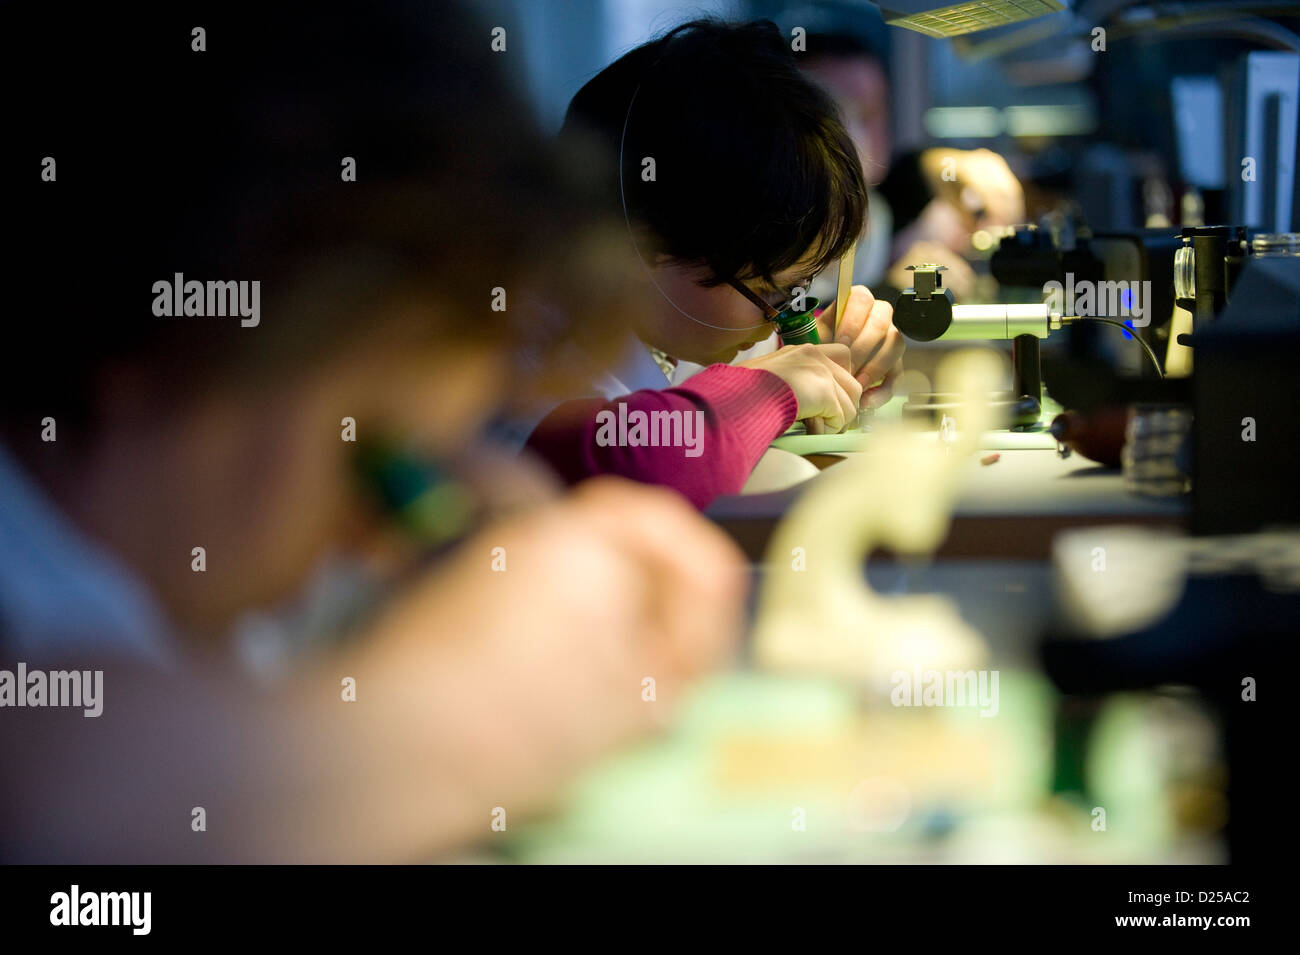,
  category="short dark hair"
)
[560,19,866,288]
